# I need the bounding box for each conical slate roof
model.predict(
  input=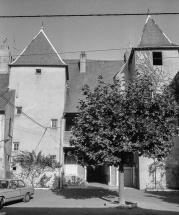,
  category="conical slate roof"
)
[138,15,177,48]
[11,28,65,66]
